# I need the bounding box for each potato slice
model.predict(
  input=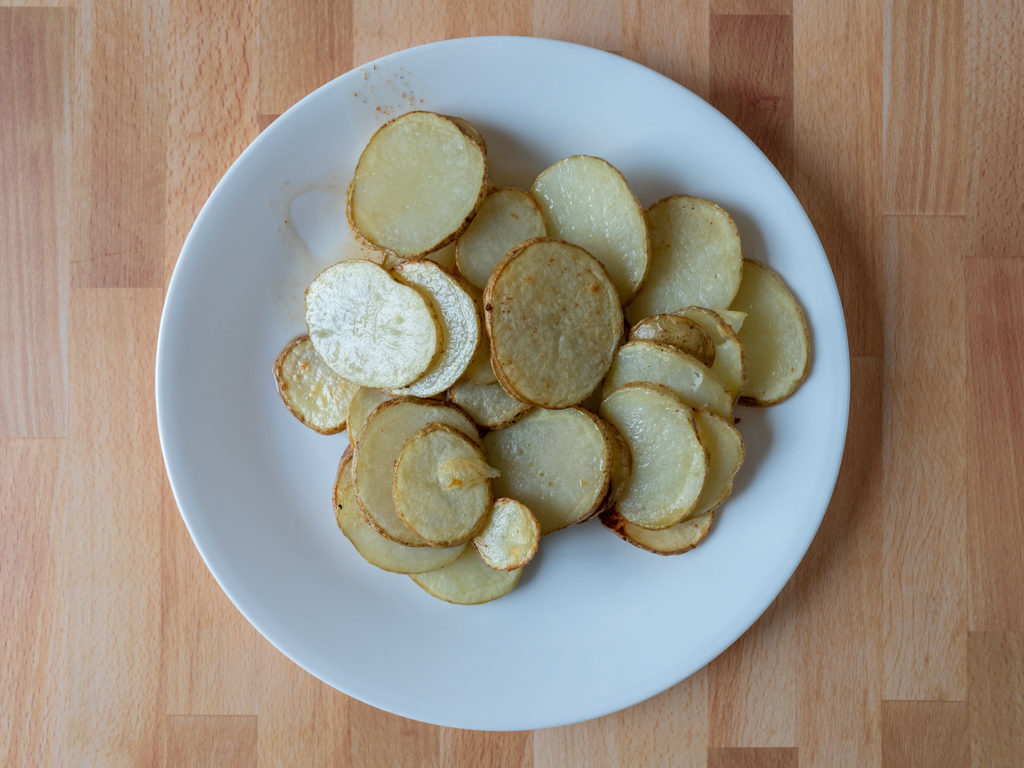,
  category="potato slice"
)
[410,547,521,605]
[346,388,392,443]
[447,380,530,429]
[354,398,478,546]
[625,195,743,322]
[691,410,744,519]
[484,238,622,408]
[455,188,546,289]
[393,424,493,546]
[599,383,708,529]
[347,111,487,258]
[425,242,456,271]
[391,261,480,397]
[483,407,610,534]
[273,336,360,434]
[473,498,540,571]
[602,508,715,555]
[462,327,498,385]
[629,314,716,368]
[596,418,632,506]
[731,259,811,405]
[305,260,440,389]
[676,306,746,400]
[531,155,649,303]
[334,450,465,573]
[601,340,733,421]
[716,309,747,333]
